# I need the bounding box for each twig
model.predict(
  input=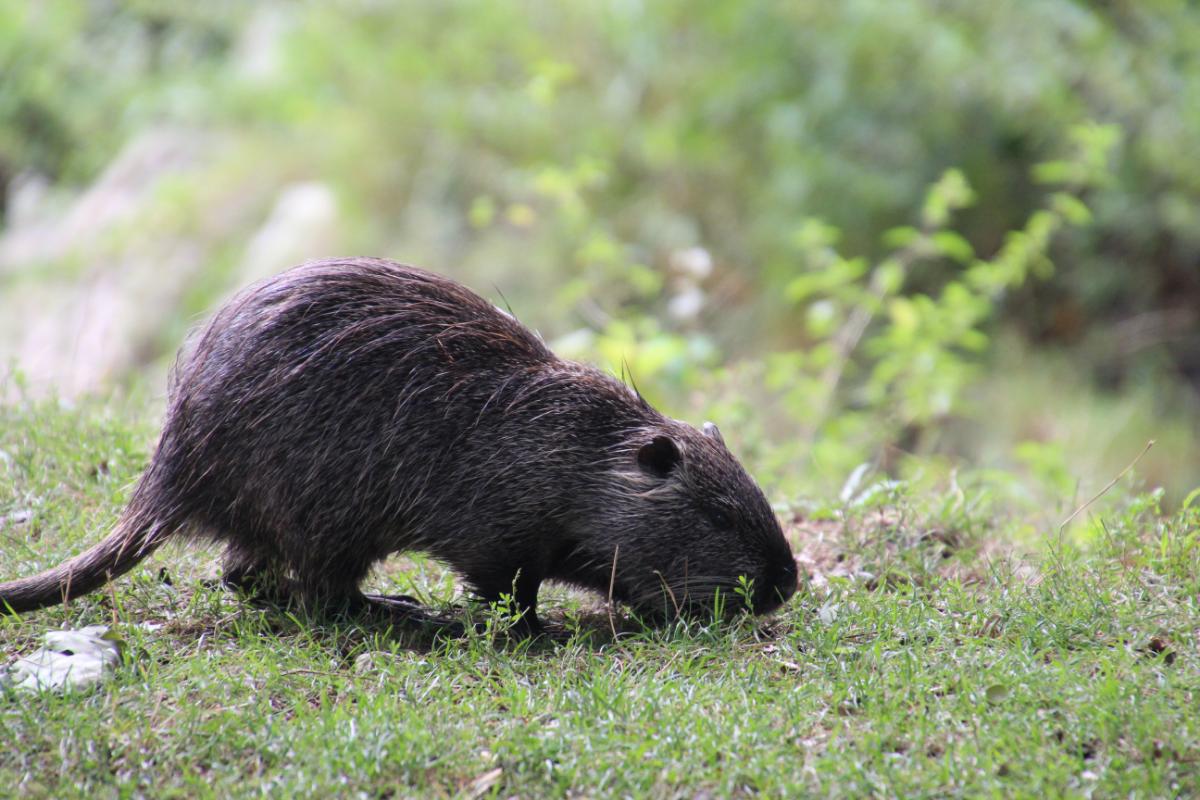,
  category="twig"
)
[655,570,681,619]
[607,545,619,640]
[280,668,344,678]
[1058,440,1155,534]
